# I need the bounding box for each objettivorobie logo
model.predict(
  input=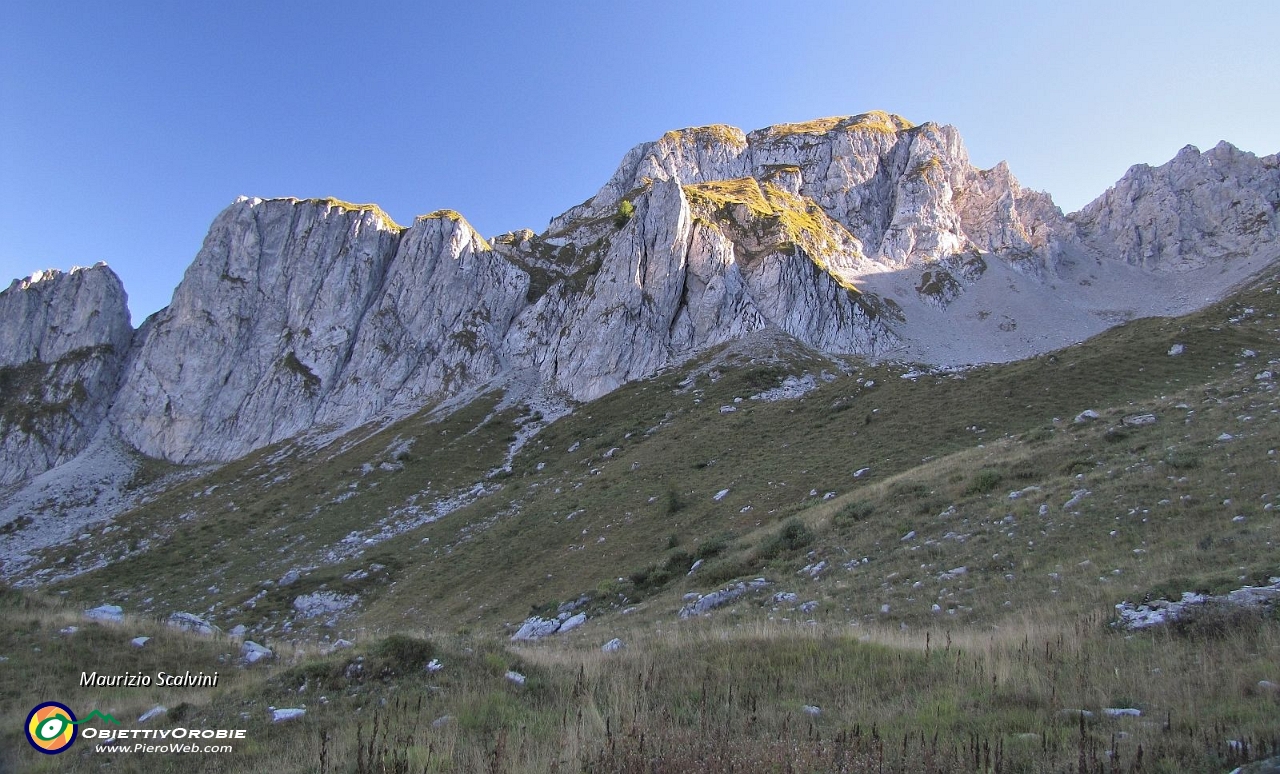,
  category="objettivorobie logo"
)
[25,703,120,754]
